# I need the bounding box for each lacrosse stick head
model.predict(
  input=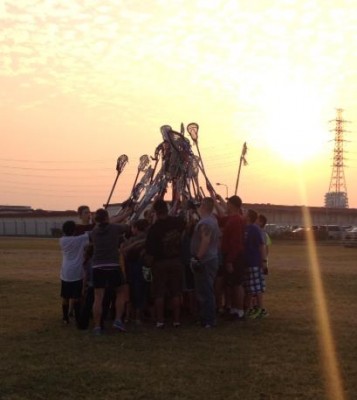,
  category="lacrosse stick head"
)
[187,122,199,143]
[138,154,150,171]
[132,182,145,200]
[180,122,185,135]
[160,125,172,142]
[116,154,128,173]
[141,166,153,185]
